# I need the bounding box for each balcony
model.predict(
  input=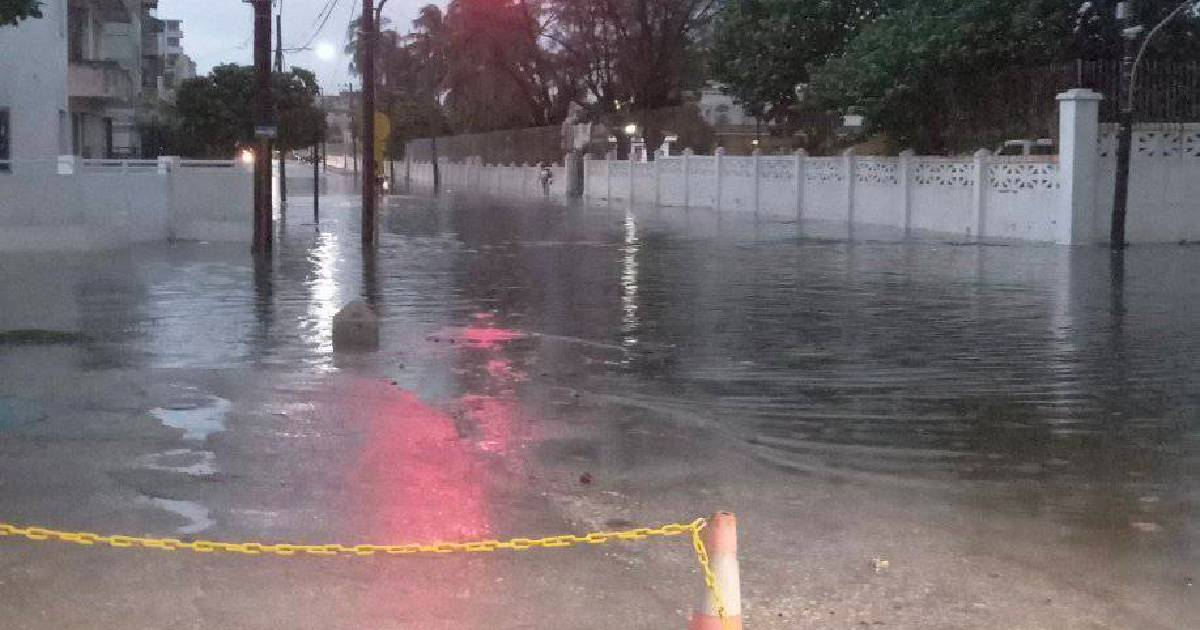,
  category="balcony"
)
[71,0,135,23]
[69,60,135,102]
